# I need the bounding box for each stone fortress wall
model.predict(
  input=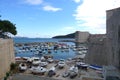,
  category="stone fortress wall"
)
[0,39,15,79]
